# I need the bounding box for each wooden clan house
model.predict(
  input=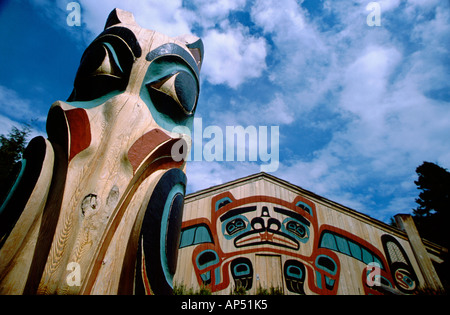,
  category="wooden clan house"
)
[174,172,446,295]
